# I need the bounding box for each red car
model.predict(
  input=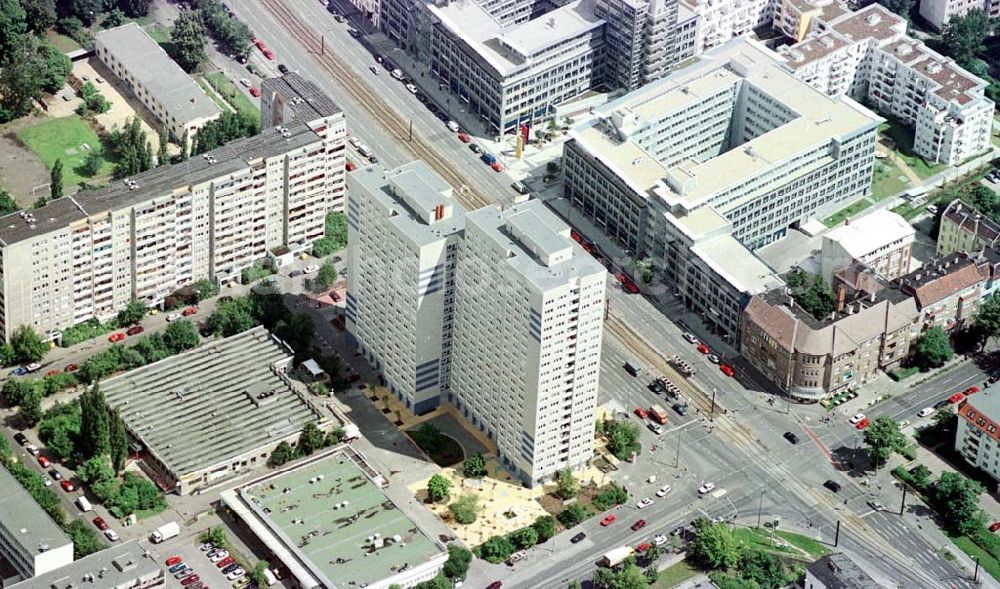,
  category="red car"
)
[948,392,965,405]
[166,556,182,567]
[600,514,616,526]
[631,519,647,531]
[635,542,652,553]
[855,418,870,430]
[216,556,236,568]
[45,369,61,377]
[182,306,199,316]
[108,333,125,343]
[93,516,108,531]
[697,344,710,354]
[37,456,50,468]
[990,522,1000,533]
[570,229,584,243]
[181,575,201,586]
[491,161,504,172]
[458,132,470,143]
[60,480,75,492]
[720,364,735,377]
[64,364,79,372]
[126,325,144,336]
[486,583,502,589]
[634,407,648,419]
[249,86,261,97]
[346,161,356,172]
[263,48,275,60]
[964,386,981,396]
